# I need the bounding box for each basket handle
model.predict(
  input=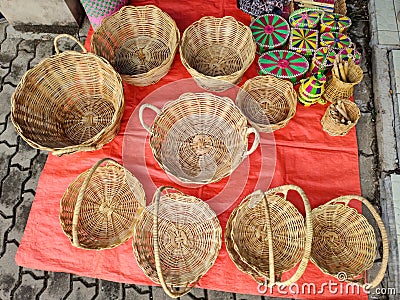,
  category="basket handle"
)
[266,184,313,286]
[152,186,198,298]
[139,103,162,133]
[245,127,260,156]
[327,195,389,289]
[71,158,119,248]
[54,34,87,54]
[52,145,98,156]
